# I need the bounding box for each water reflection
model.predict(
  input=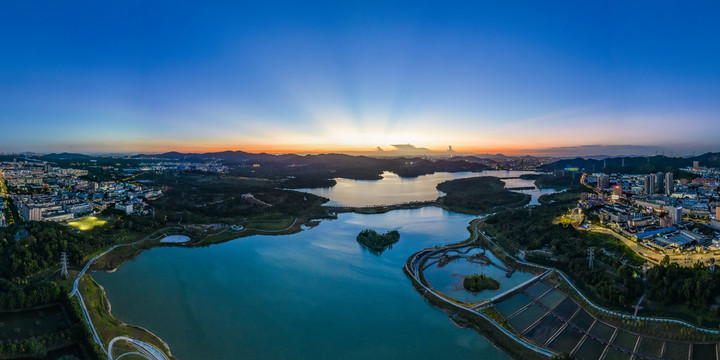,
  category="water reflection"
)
[93,208,511,360]
[423,248,535,303]
[297,171,558,207]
